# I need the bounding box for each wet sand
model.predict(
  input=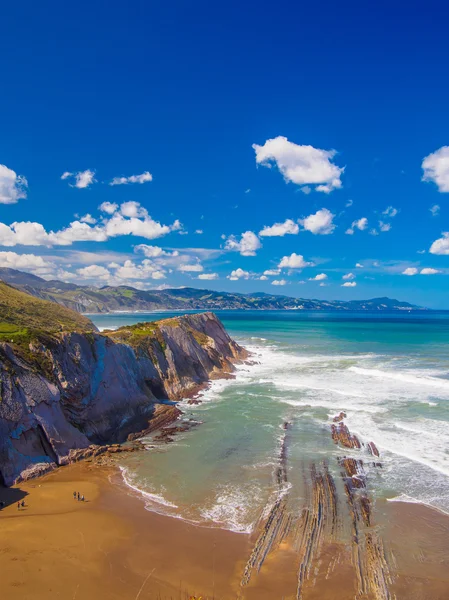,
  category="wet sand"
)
[1,463,449,600]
